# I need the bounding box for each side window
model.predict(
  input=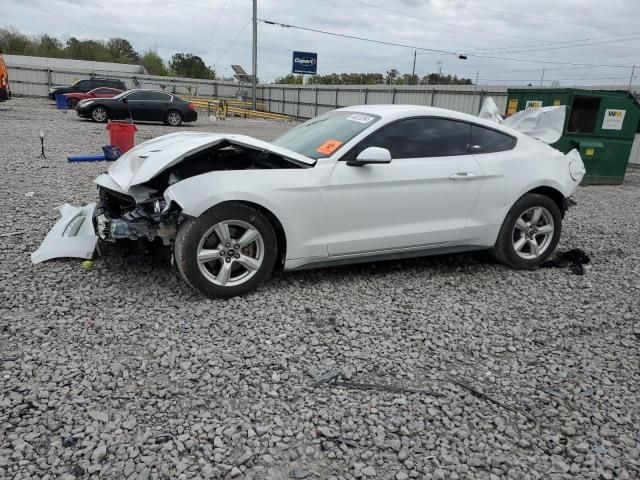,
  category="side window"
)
[357,118,471,158]
[470,125,516,153]
[146,92,171,101]
[75,80,91,89]
[93,88,111,94]
[125,91,148,101]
